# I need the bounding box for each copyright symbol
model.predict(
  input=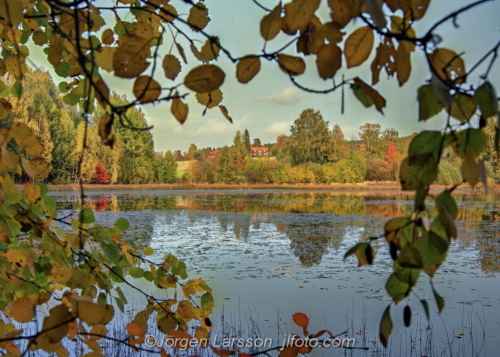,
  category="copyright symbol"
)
[145,334,157,348]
